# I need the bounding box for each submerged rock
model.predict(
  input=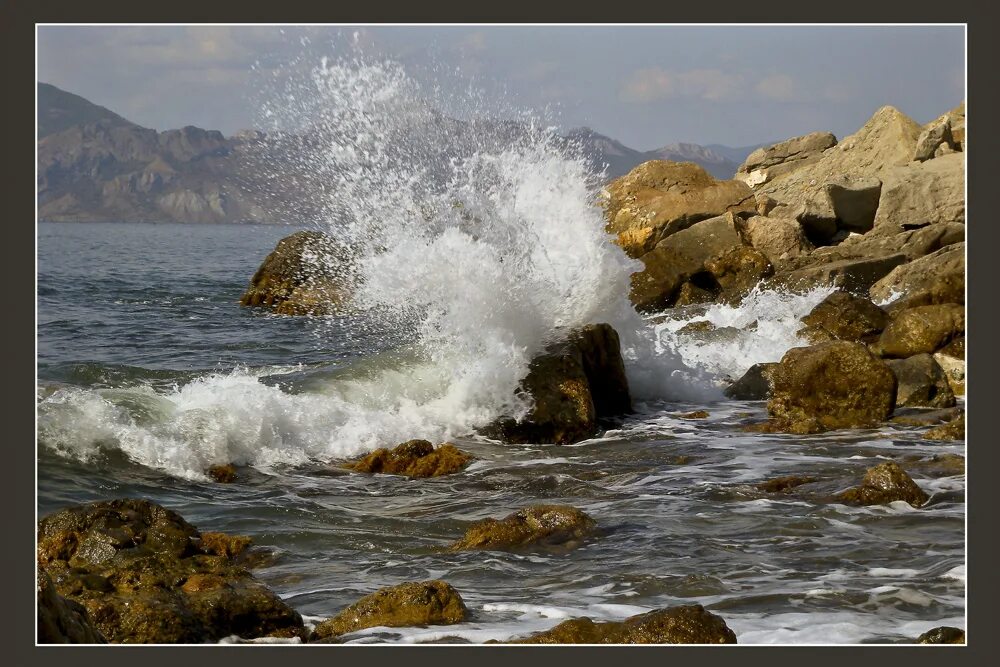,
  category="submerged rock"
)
[311,581,468,640]
[680,410,710,419]
[876,304,965,358]
[766,341,897,433]
[835,461,928,507]
[724,363,779,400]
[756,475,818,493]
[450,505,597,552]
[886,354,956,409]
[37,499,304,643]
[38,570,106,644]
[925,414,965,441]
[511,605,737,644]
[206,464,237,483]
[343,440,473,478]
[916,626,965,644]
[799,291,888,343]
